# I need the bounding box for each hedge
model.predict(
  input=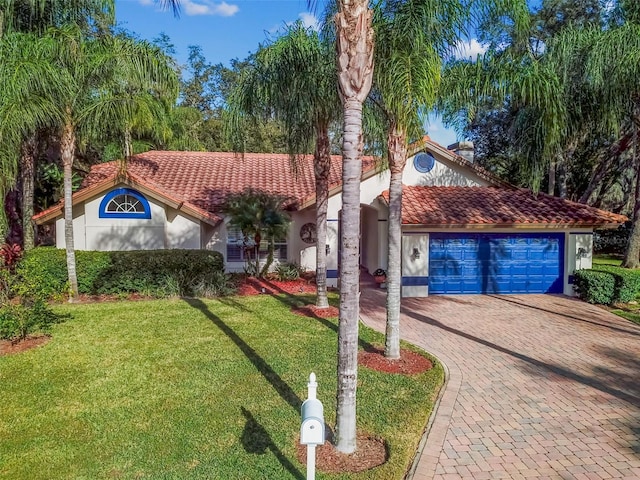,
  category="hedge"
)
[14,247,225,298]
[574,265,640,305]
